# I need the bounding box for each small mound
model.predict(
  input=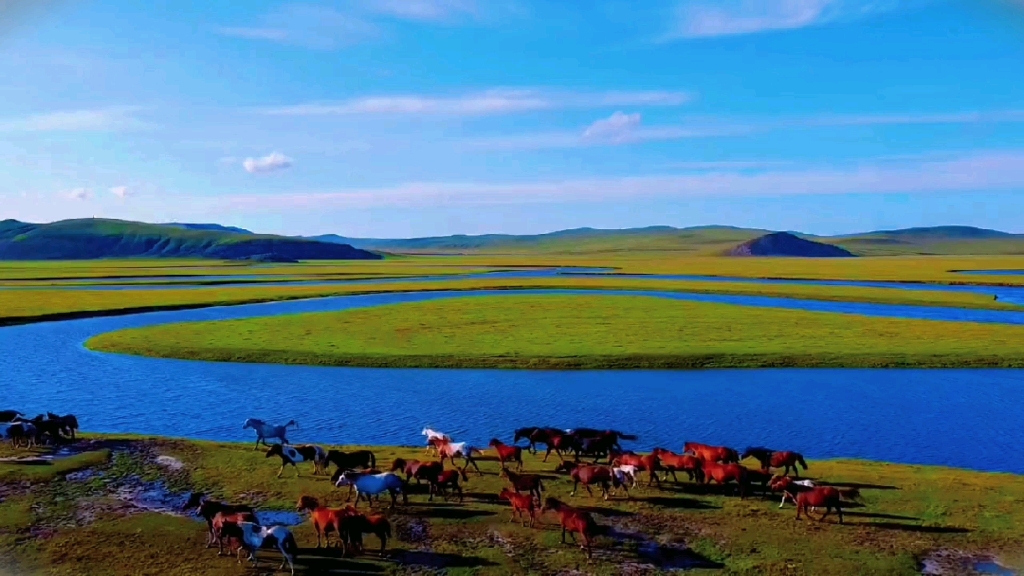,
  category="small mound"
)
[728,232,855,258]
